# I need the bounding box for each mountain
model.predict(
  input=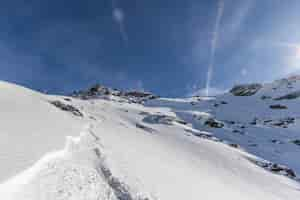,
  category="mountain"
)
[0,76,300,200]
